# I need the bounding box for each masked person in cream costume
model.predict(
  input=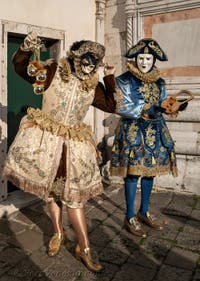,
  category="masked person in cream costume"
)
[4,32,116,272]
